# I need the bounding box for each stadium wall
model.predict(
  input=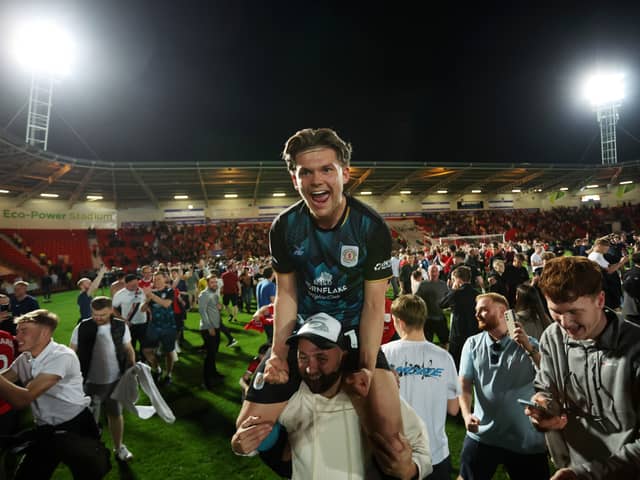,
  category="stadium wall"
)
[0,185,637,229]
